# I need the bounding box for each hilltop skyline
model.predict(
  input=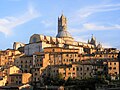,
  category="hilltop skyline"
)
[0,0,120,50]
